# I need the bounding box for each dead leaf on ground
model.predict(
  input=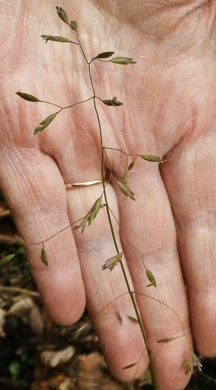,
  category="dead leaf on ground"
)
[76,352,126,390]
[32,351,129,390]
[40,346,75,368]
[8,296,44,335]
[32,371,77,390]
